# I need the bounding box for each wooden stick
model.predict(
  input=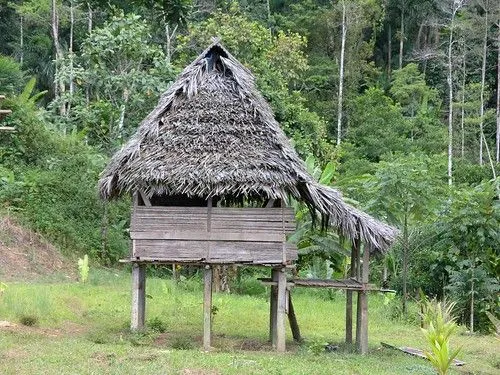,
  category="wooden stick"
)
[131,263,146,330]
[287,292,302,342]
[203,265,213,351]
[139,191,151,207]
